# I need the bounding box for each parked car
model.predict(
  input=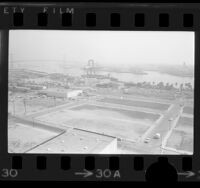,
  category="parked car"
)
[144,138,150,143]
[153,133,161,139]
